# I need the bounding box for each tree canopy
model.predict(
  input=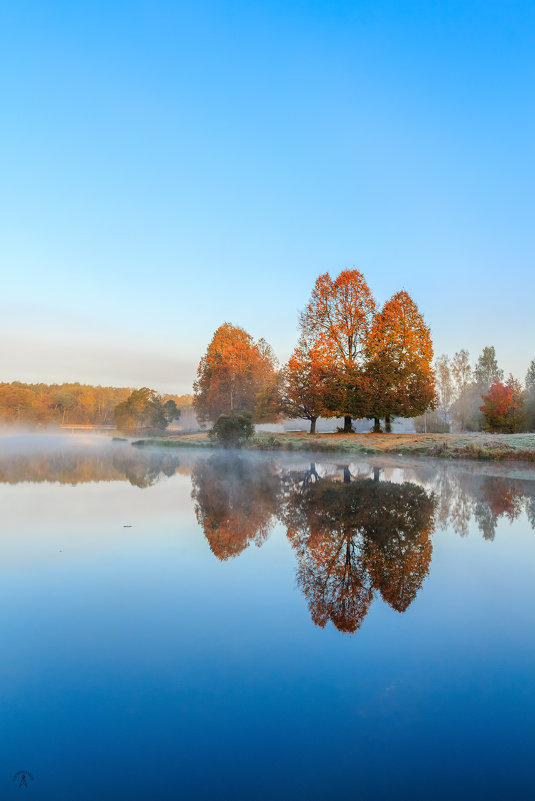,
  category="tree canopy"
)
[299,270,376,431]
[114,388,179,431]
[474,346,503,390]
[279,336,331,433]
[193,323,277,424]
[479,379,524,433]
[366,290,435,428]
